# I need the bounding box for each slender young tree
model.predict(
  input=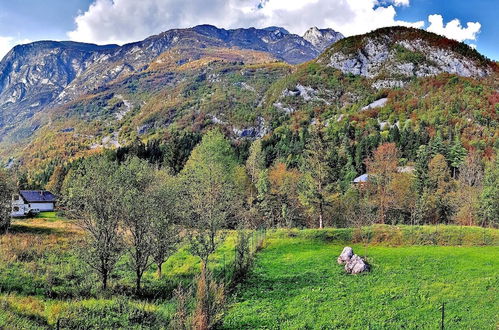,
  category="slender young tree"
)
[480,156,499,227]
[181,130,241,270]
[455,150,483,225]
[246,139,265,205]
[299,122,334,228]
[180,130,241,329]
[427,154,454,224]
[150,172,181,278]
[366,143,400,224]
[119,157,157,294]
[63,157,125,290]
